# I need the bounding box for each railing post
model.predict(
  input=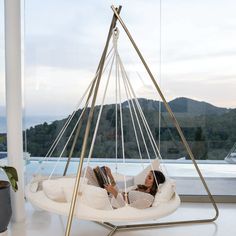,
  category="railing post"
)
[4,0,26,223]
